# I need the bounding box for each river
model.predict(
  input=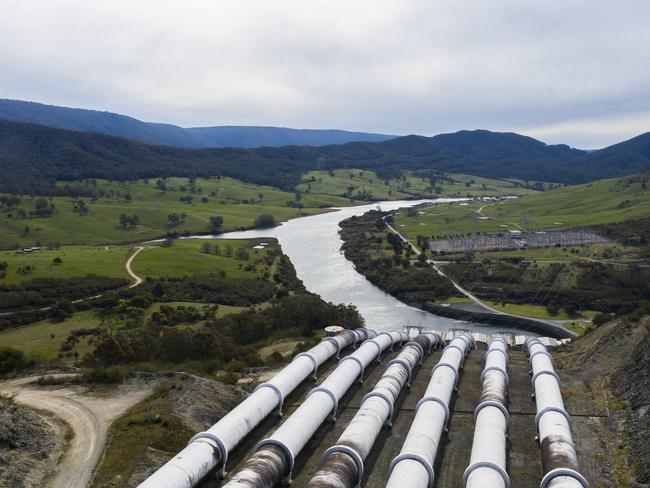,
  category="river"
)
[187,199,522,334]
